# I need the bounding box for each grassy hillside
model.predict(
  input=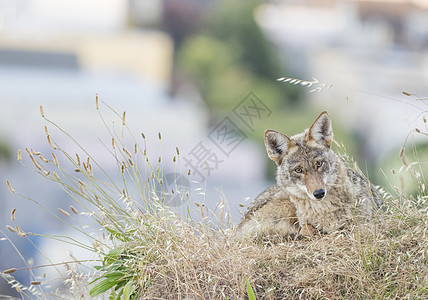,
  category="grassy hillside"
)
[1,99,427,299]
